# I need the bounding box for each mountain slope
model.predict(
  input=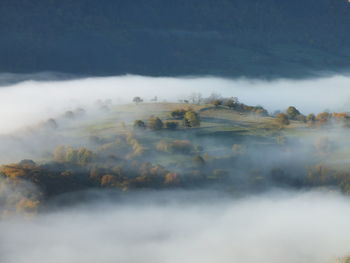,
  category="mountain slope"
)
[1,0,350,77]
